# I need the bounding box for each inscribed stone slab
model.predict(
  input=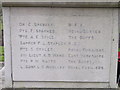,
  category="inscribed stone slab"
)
[11,8,113,82]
